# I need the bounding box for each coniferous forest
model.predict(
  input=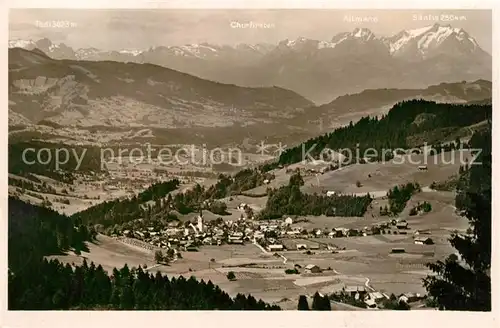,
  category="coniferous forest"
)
[8,198,281,310]
[424,128,491,310]
[277,100,491,166]
[258,171,372,219]
[71,179,180,228]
